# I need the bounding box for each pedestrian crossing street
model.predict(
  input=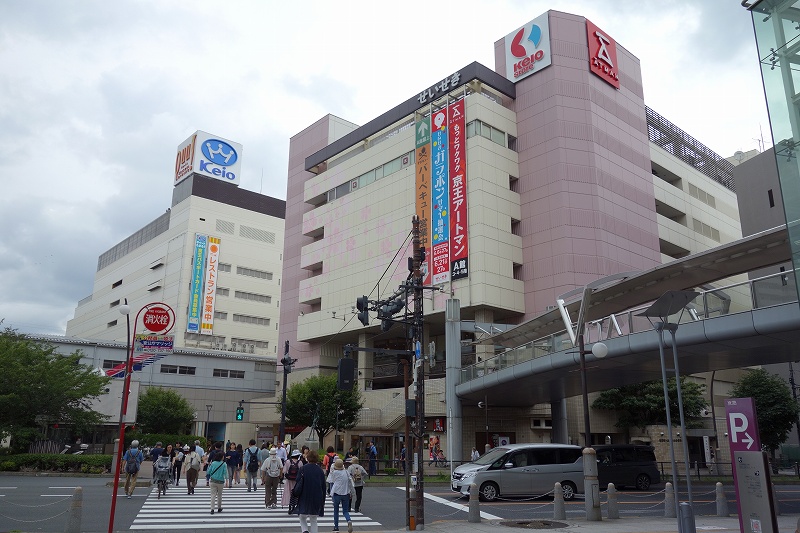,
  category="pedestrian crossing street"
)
[130,484,382,530]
